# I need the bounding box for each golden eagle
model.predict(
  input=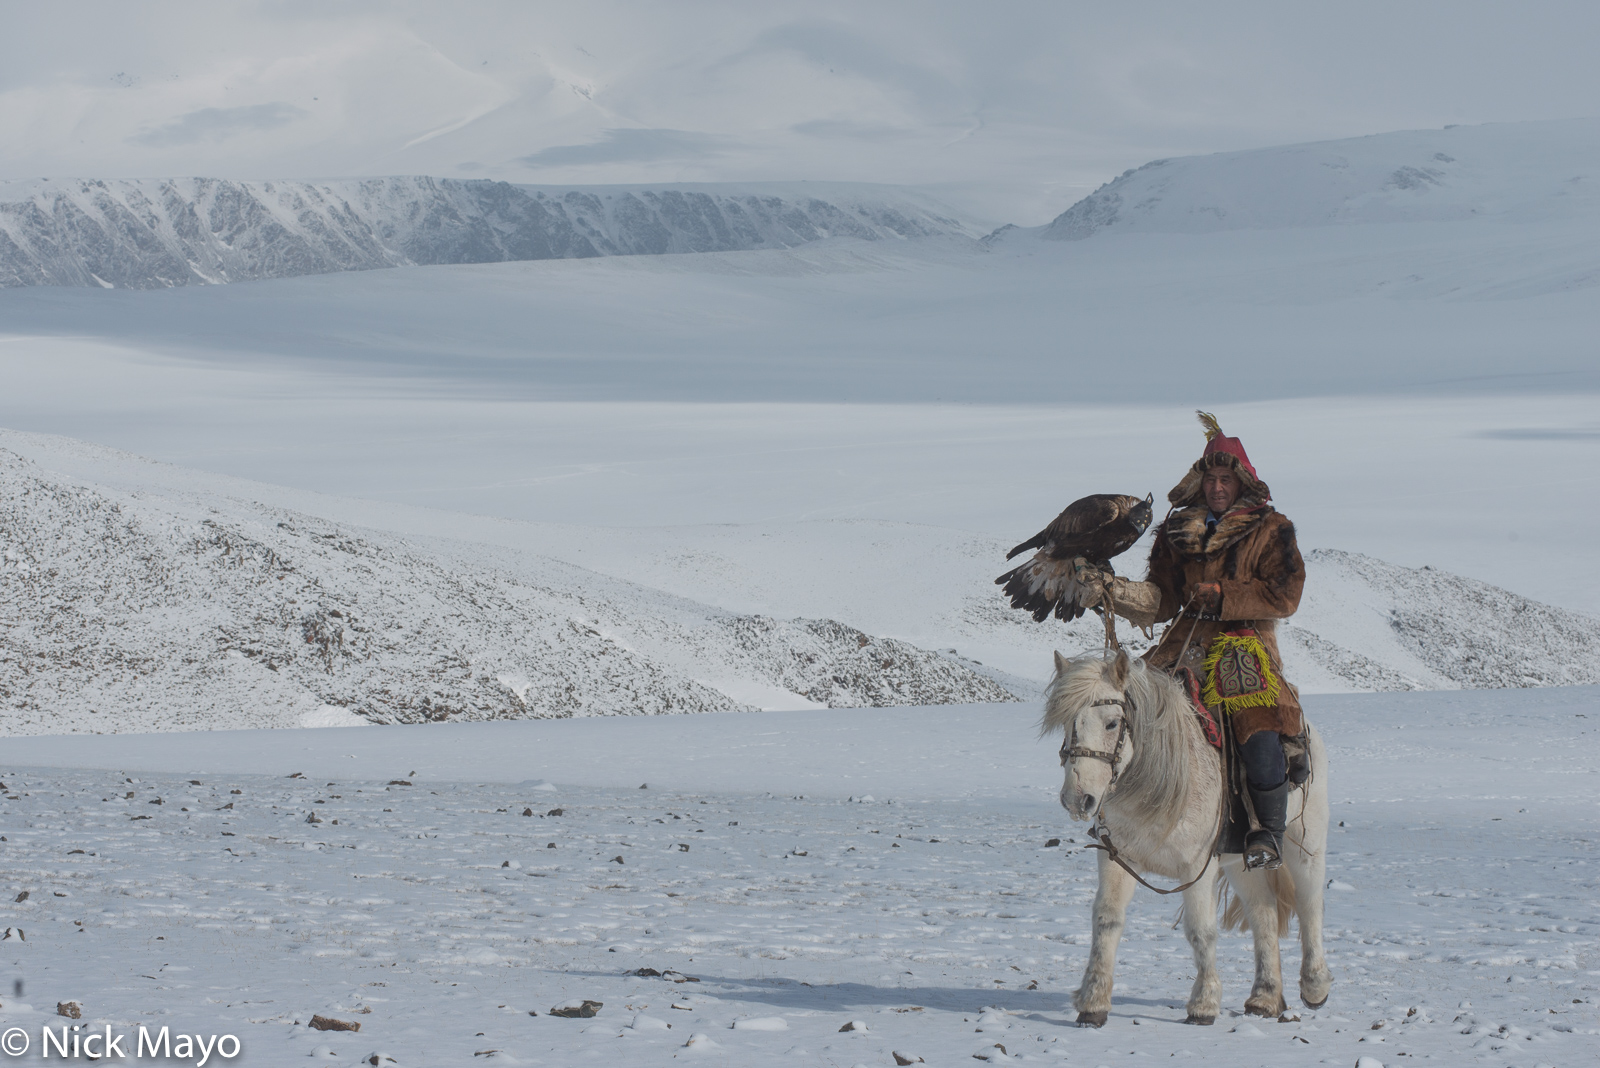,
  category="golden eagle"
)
[995,493,1154,622]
